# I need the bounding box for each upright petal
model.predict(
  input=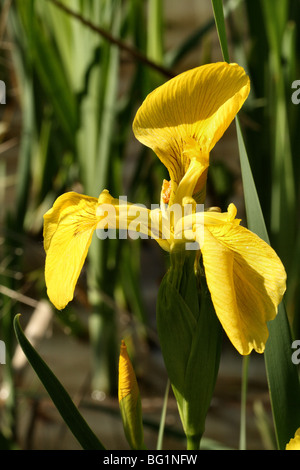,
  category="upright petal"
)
[195,208,286,355]
[43,192,98,310]
[133,62,250,202]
